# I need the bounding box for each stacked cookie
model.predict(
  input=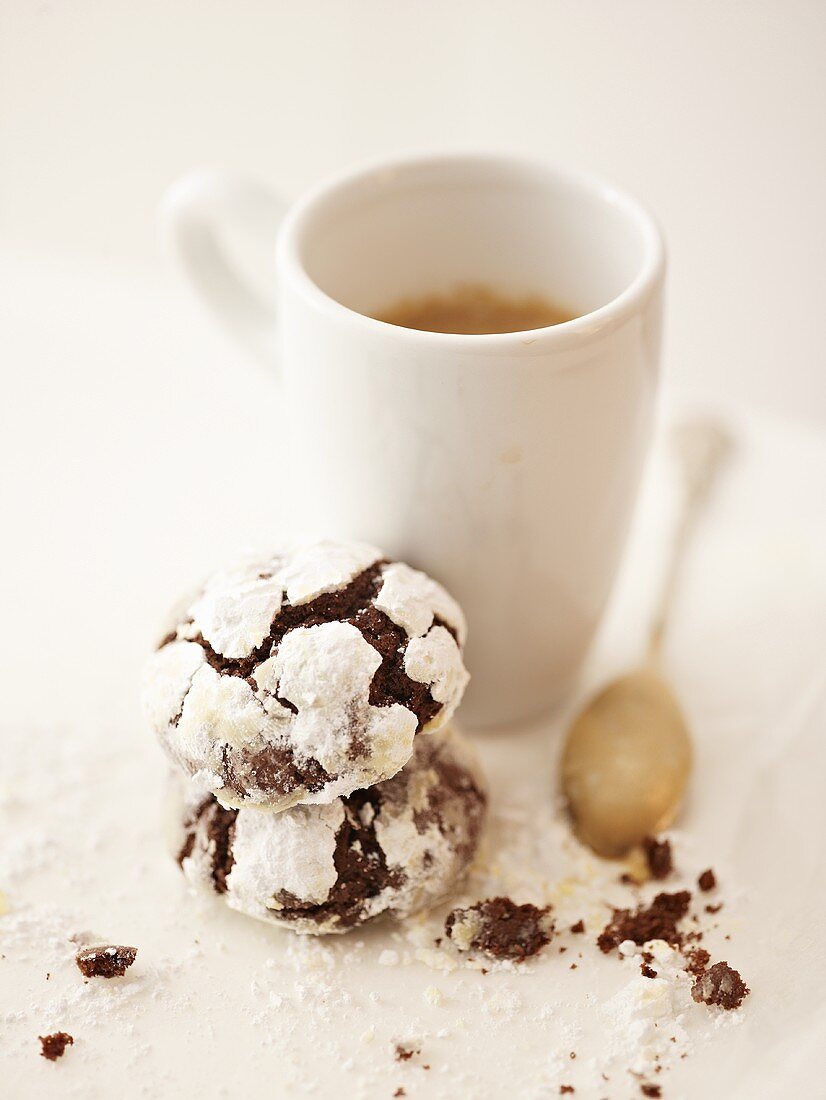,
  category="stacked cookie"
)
[142,539,487,934]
